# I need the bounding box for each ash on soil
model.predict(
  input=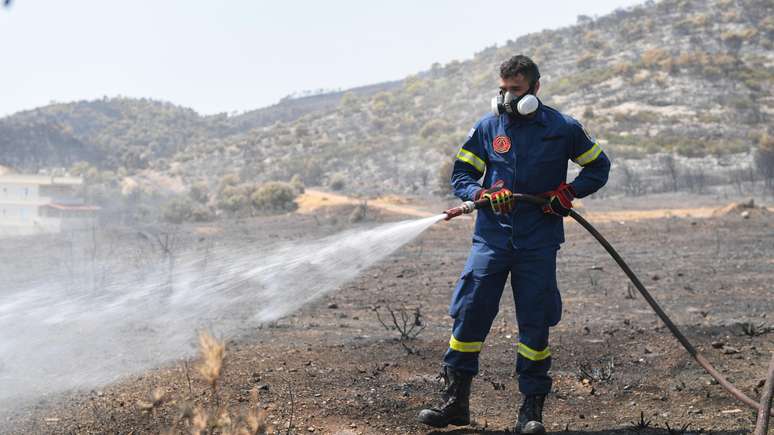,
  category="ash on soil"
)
[5,199,773,434]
